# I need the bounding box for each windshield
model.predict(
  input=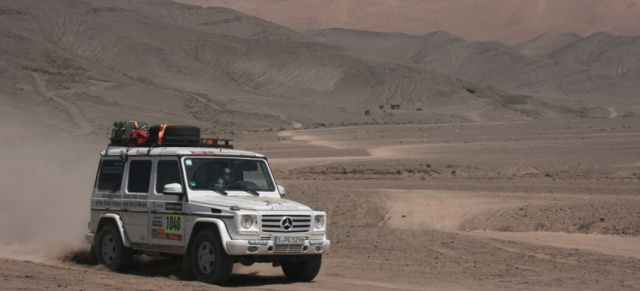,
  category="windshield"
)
[183,158,275,192]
